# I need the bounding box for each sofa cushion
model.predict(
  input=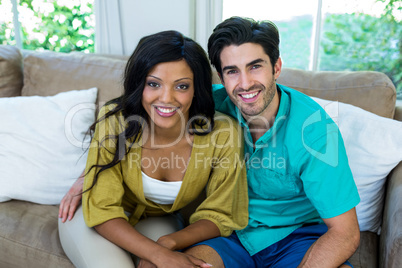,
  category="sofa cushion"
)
[349,231,378,268]
[21,50,126,105]
[0,45,23,97]
[0,200,74,268]
[312,97,402,233]
[277,68,396,118]
[0,88,97,205]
